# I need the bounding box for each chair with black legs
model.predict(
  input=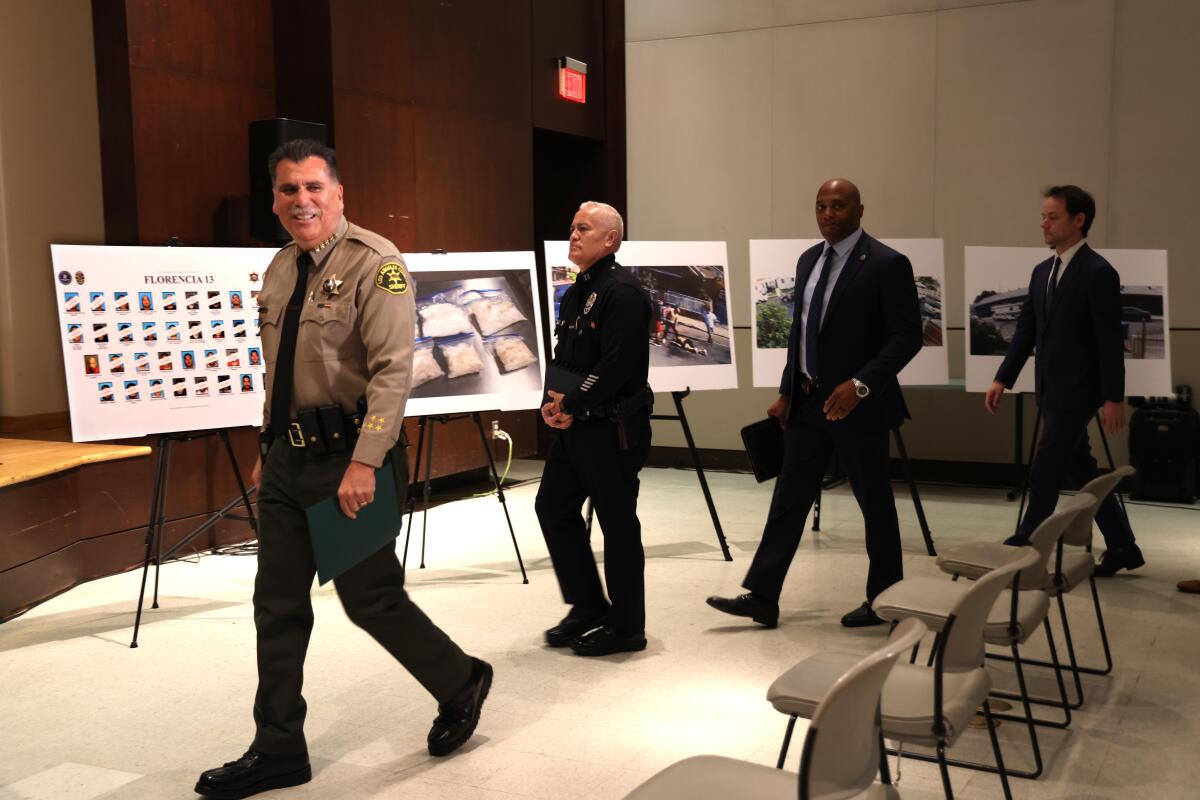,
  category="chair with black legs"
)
[869,494,1095,786]
[935,467,1131,707]
[624,618,927,800]
[767,547,1041,800]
